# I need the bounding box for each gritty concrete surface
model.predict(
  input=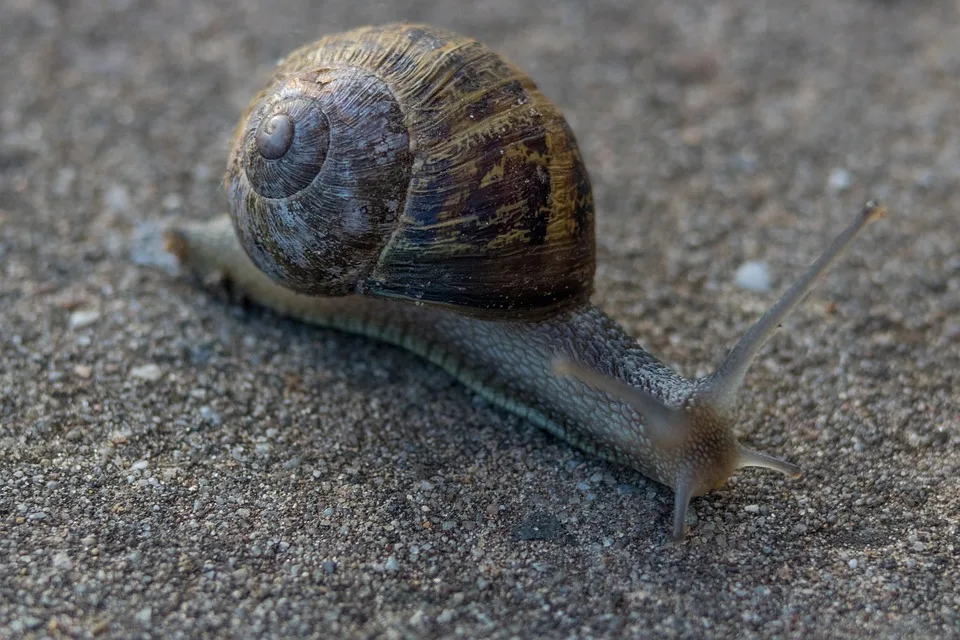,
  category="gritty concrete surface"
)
[1,0,958,638]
